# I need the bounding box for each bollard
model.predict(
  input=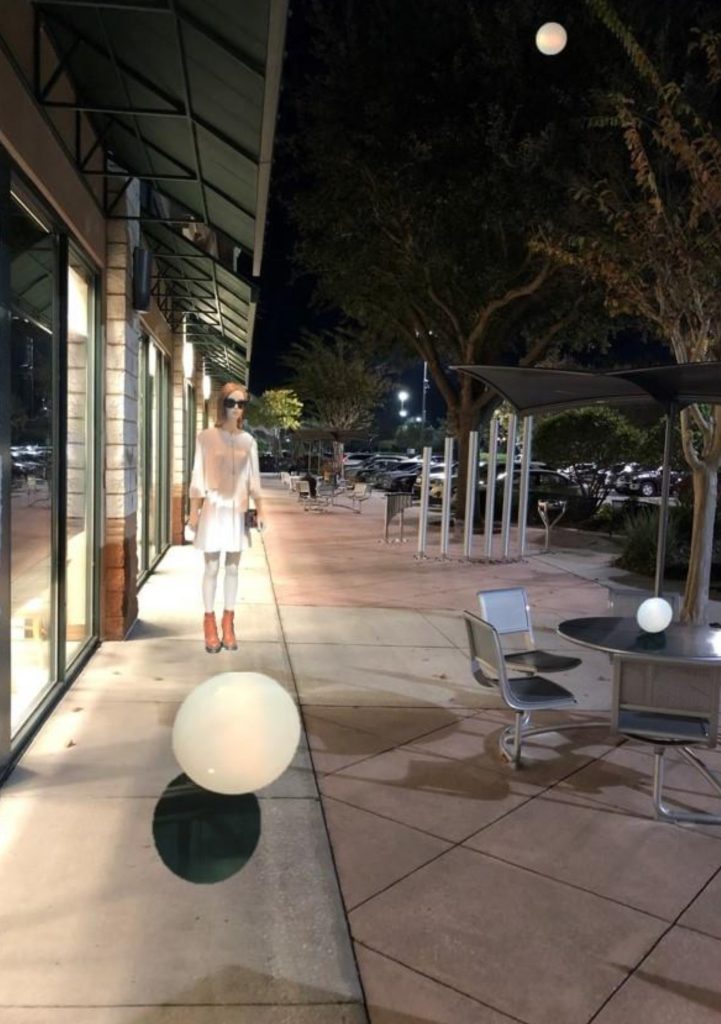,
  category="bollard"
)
[416,446,432,558]
[517,416,533,557]
[483,416,499,559]
[439,436,454,557]
[500,414,517,560]
[463,430,479,559]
